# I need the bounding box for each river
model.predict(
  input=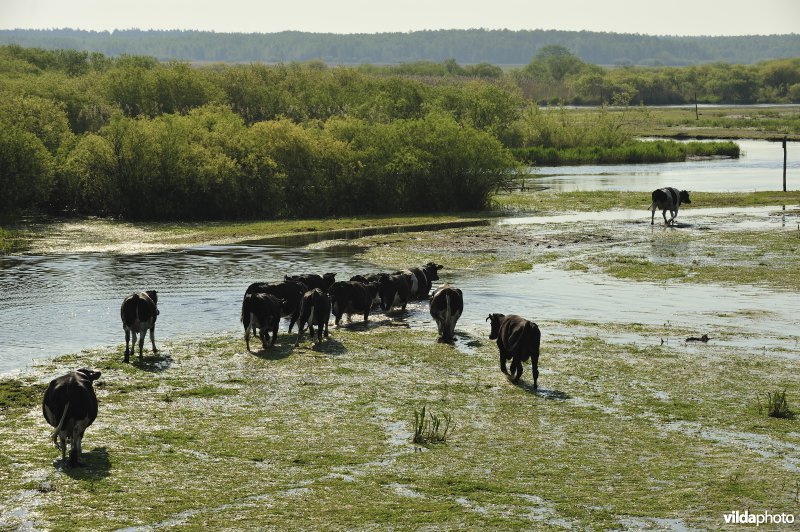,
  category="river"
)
[1,139,798,374]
